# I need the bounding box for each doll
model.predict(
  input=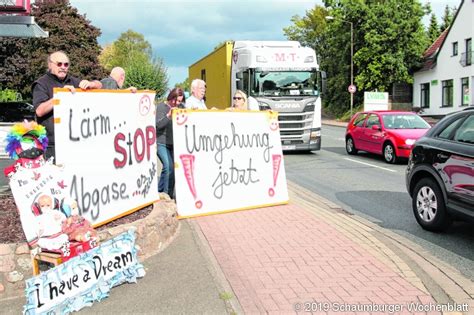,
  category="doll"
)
[61,198,98,243]
[33,194,69,252]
